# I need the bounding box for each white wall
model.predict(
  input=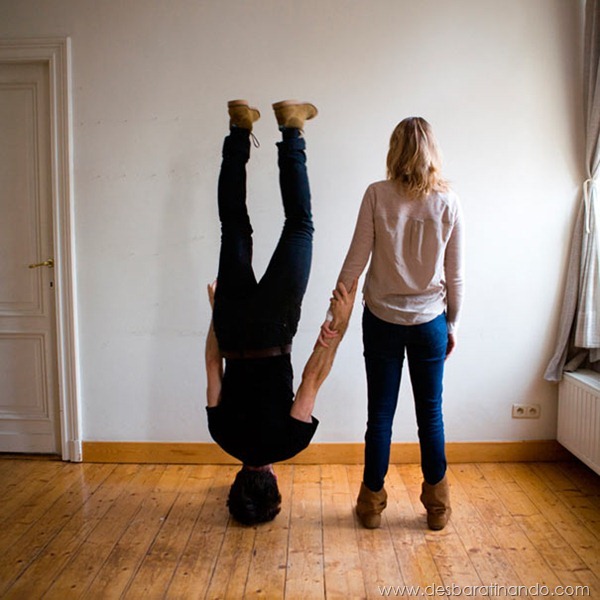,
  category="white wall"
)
[0,0,585,443]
